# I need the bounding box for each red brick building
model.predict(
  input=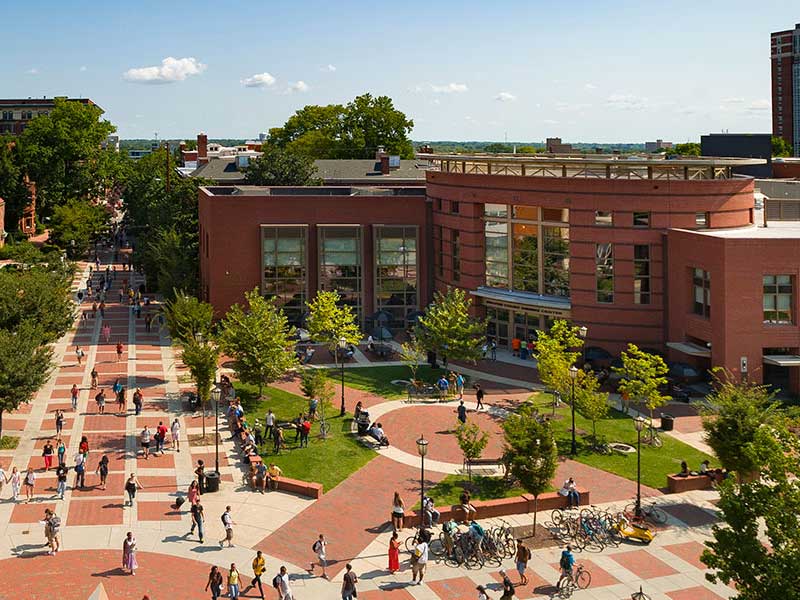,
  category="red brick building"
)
[0,97,100,135]
[771,24,799,157]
